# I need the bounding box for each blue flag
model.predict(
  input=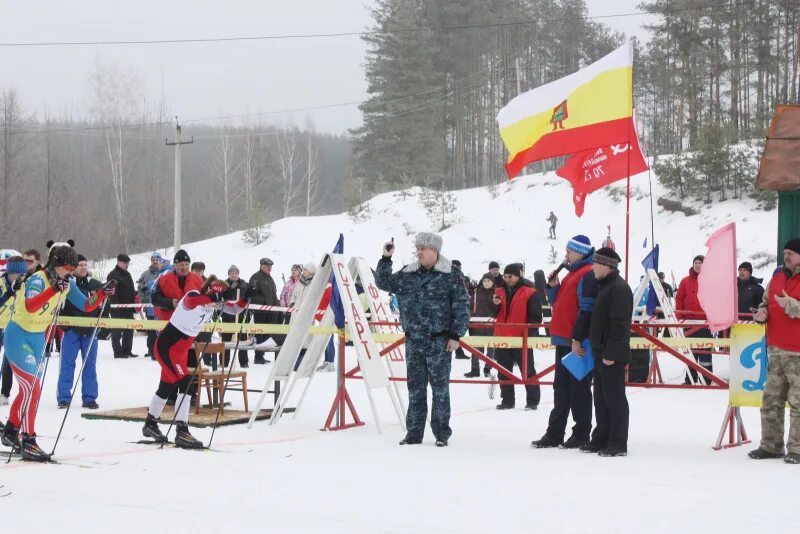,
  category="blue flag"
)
[329,234,346,328]
[641,245,660,315]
